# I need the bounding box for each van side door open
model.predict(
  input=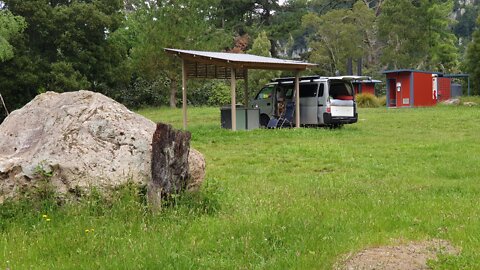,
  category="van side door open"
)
[299,83,320,125]
[251,75,358,127]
